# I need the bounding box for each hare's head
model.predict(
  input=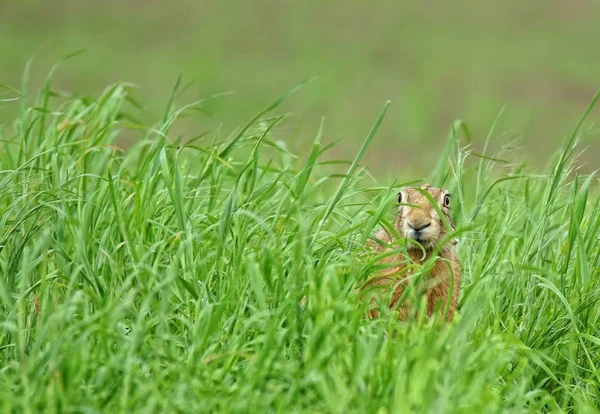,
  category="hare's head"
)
[395,184,456,251]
